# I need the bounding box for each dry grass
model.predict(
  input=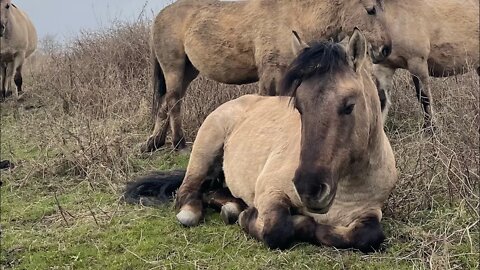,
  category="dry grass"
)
[1,19,478,269]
